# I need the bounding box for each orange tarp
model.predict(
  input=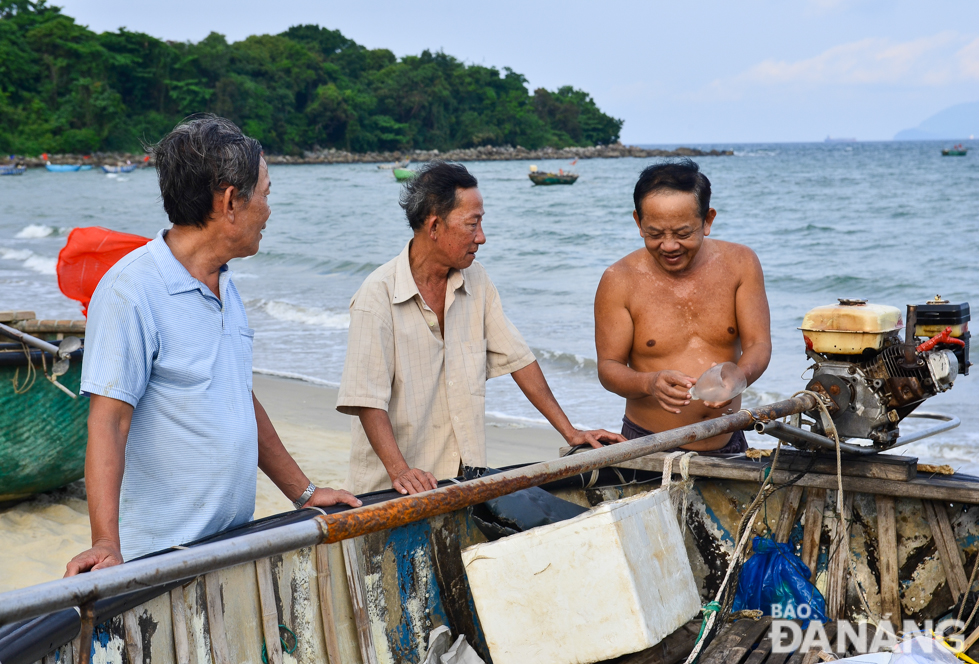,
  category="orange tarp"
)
[57,227,150,316]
